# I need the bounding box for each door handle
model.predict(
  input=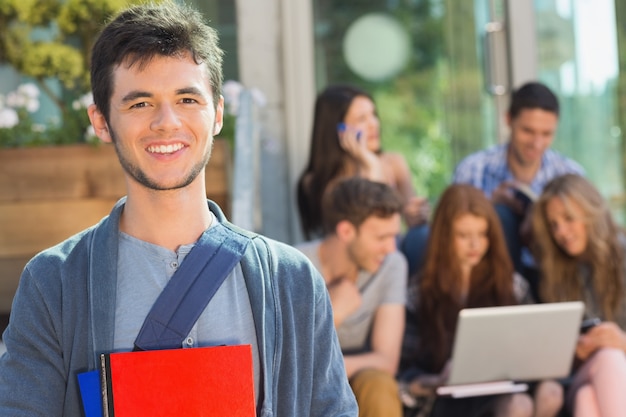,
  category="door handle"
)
[483,21,508,96]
